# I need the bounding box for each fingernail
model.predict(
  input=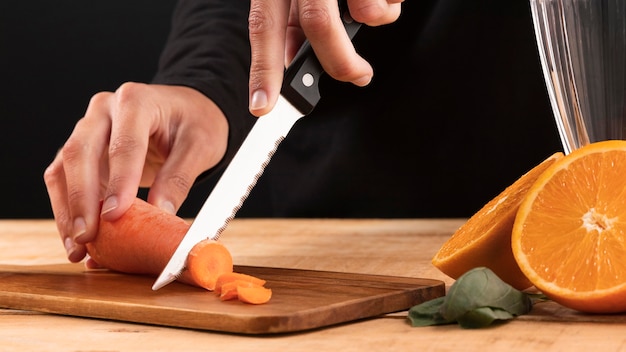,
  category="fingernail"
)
[159,200,176,214]
[354,75,372,87]
[250,89,268,110]
[73,217,87,243]
[64,237,76,258]
[85,256,103,270]
[101,195,118,215]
